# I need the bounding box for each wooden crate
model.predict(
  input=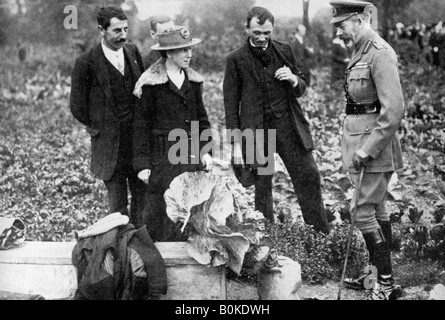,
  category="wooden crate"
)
[0,241,226,300]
